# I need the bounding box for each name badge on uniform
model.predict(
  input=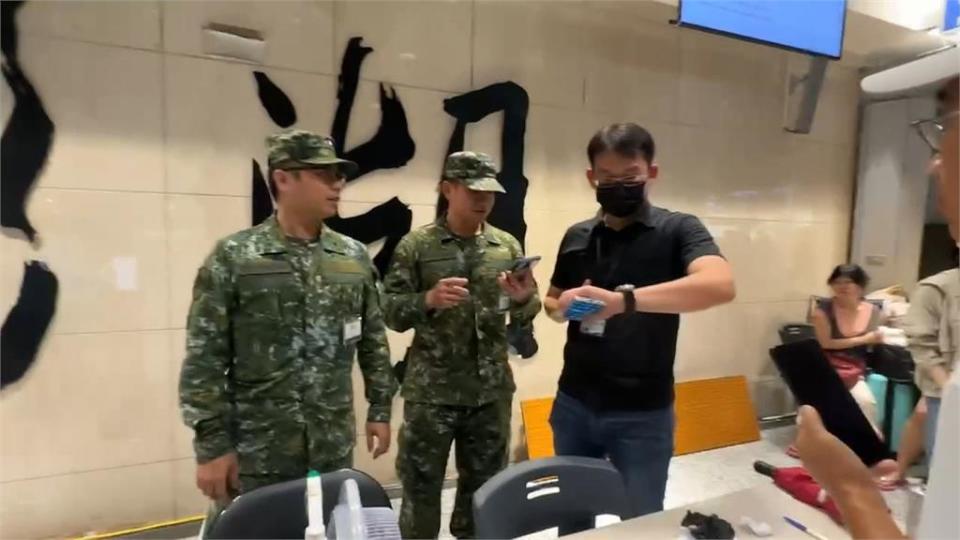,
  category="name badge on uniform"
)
[580,318,606,337]
[498,294,511,312]
[343,317,362,345]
